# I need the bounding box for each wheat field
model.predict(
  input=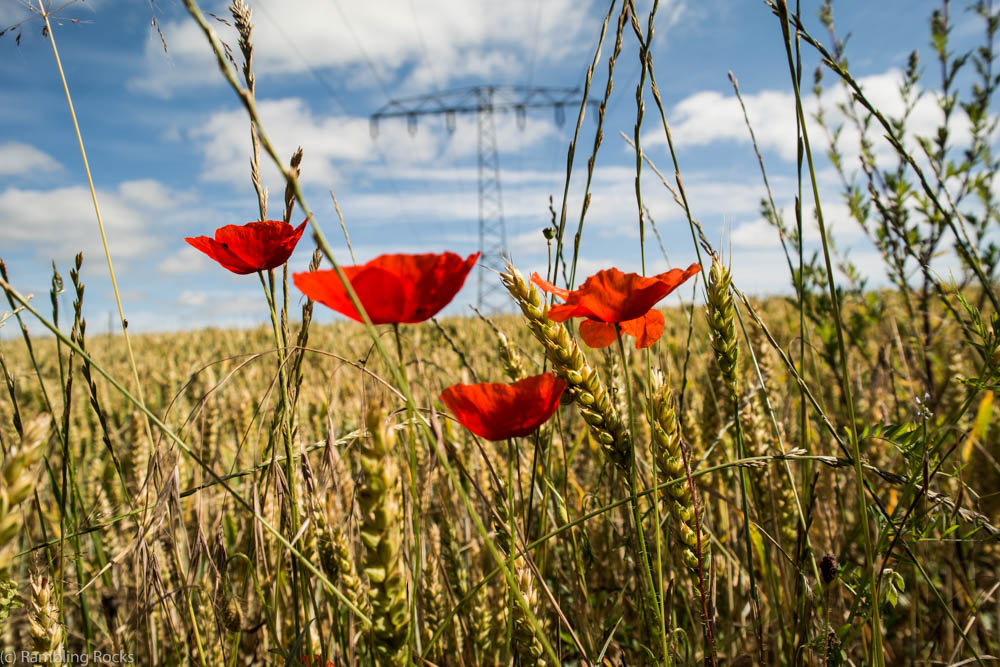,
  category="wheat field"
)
[1,0,999,665]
